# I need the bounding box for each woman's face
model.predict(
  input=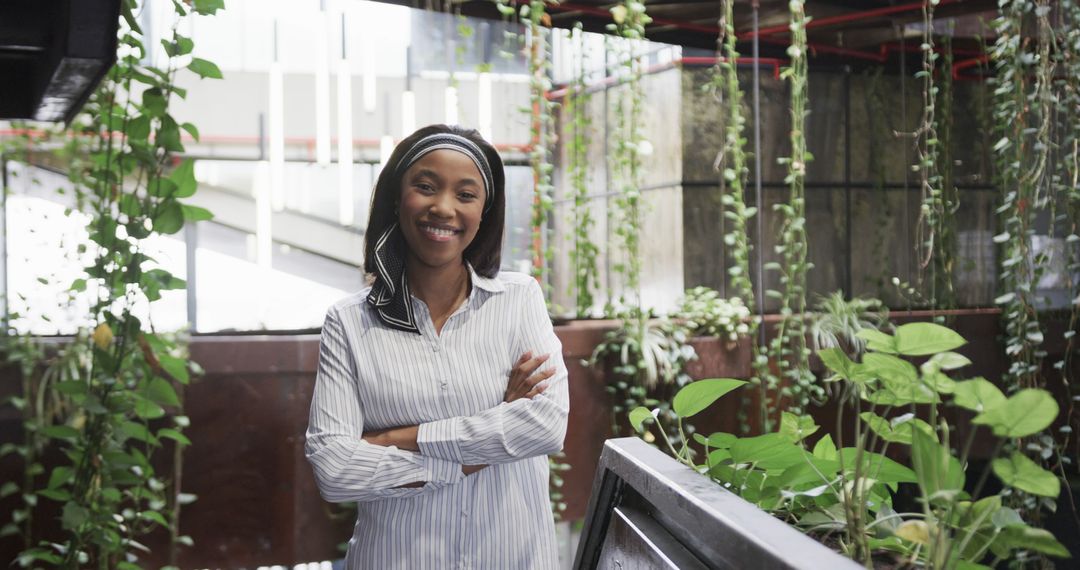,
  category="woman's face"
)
[398,149,486,271]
